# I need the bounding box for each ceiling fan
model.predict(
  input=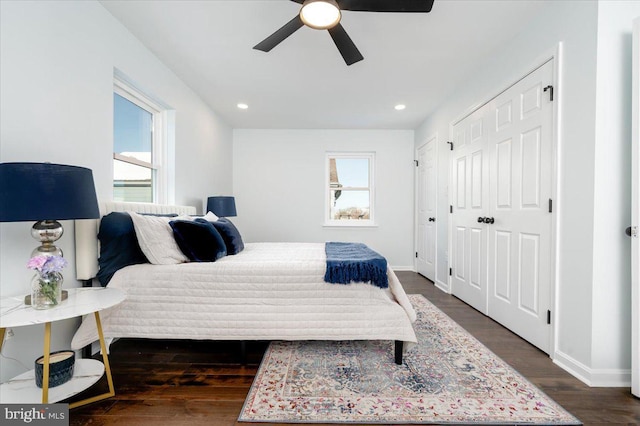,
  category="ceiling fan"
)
[253,0,435,66]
